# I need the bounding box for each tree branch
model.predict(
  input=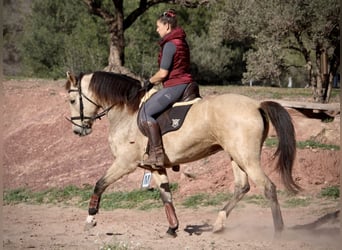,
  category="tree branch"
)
[124,0,211,30]
[82,0,114,21]
[177,0,210,8]
[123,0,165,30]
